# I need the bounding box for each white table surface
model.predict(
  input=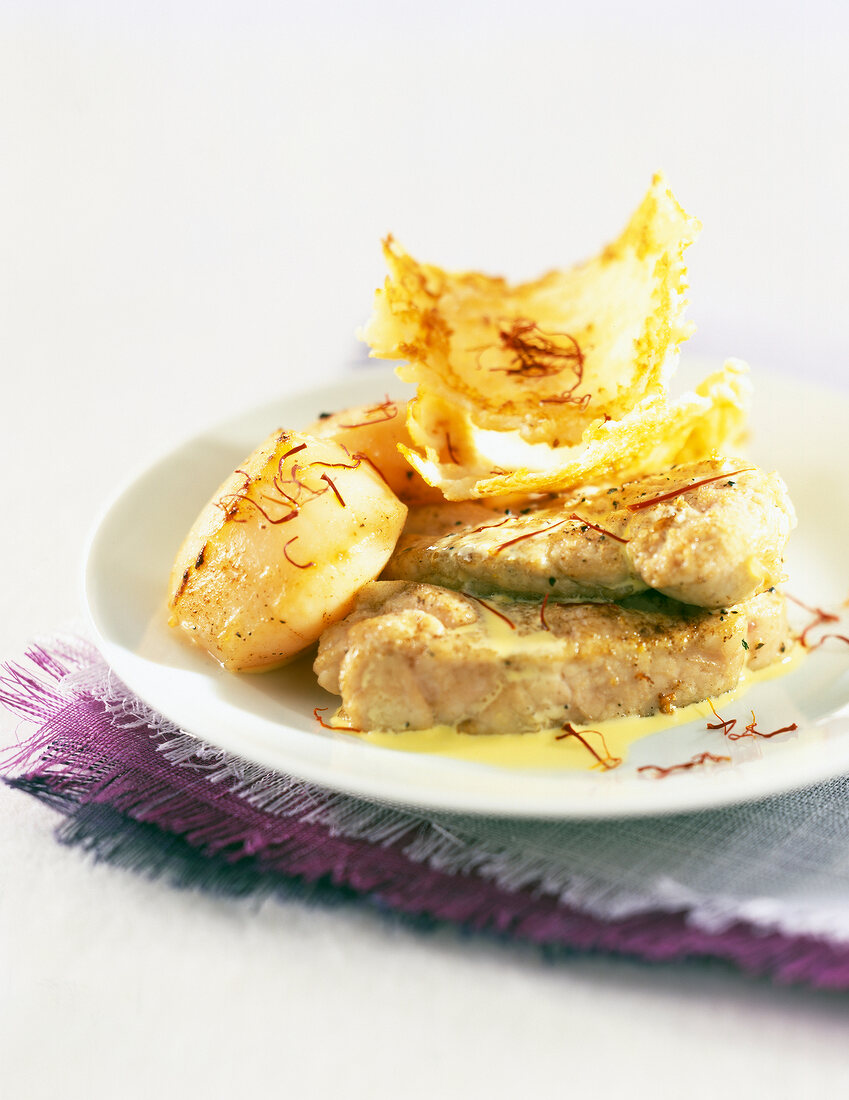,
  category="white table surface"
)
[2,5,849,1097]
